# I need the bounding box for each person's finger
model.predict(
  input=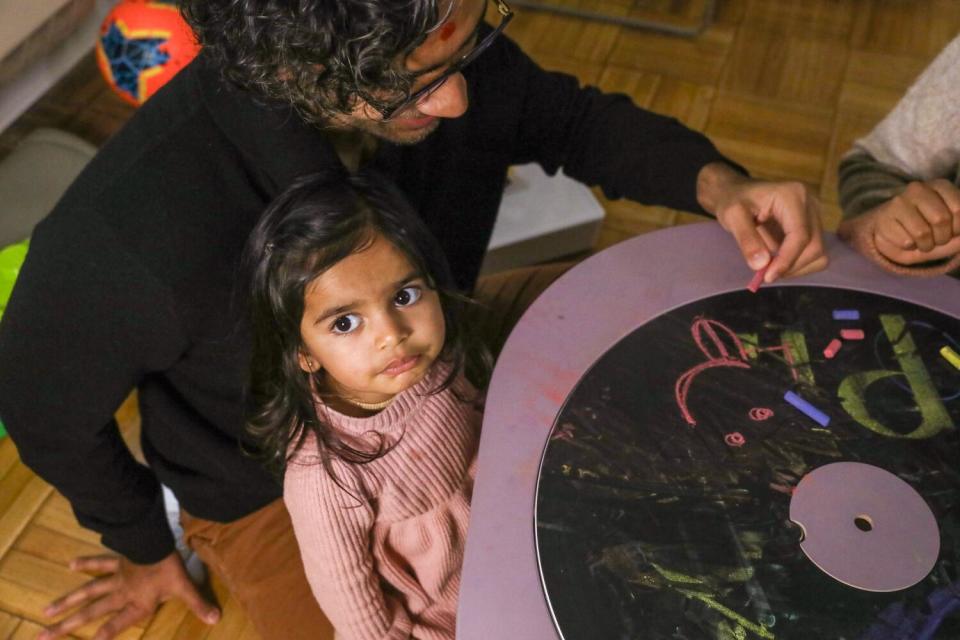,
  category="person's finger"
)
[928,179,960,235]
[43,575,118,617]
[874,213,916,250]
[880,233,960,265]
[757,181,819,281]
[39,591,121,640]
[907,182,954,246]
[69,555,120,575]
[783,253,829,278]
[766,226,810,280]
[175,579,221,626]
[893,186,940,250]
[763,197,814,280]
[780,231,826,277]
[91,604,153,640]
[718,202,771,270]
